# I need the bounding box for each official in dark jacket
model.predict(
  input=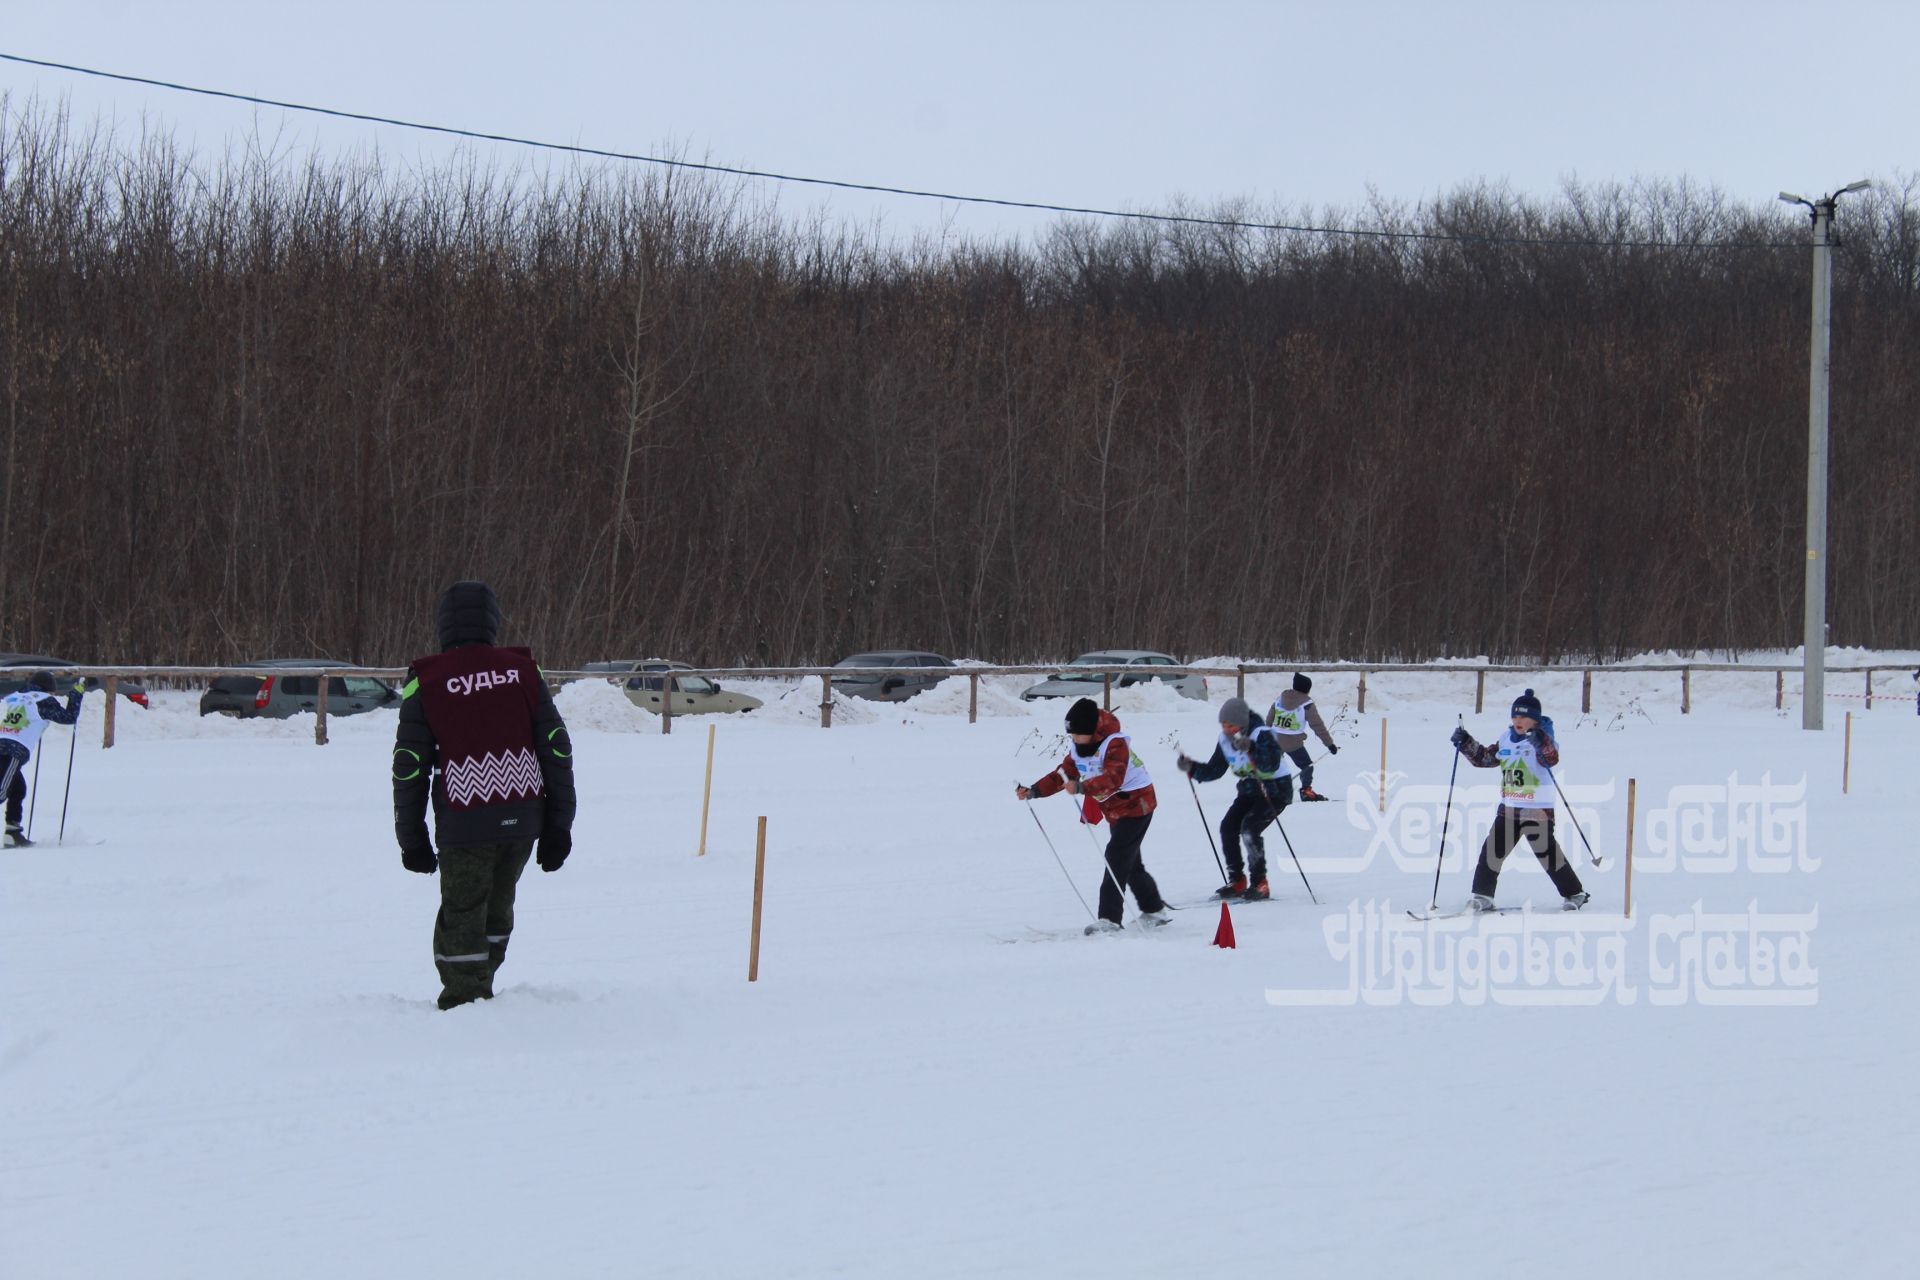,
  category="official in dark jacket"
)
[393,581,577,1009]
